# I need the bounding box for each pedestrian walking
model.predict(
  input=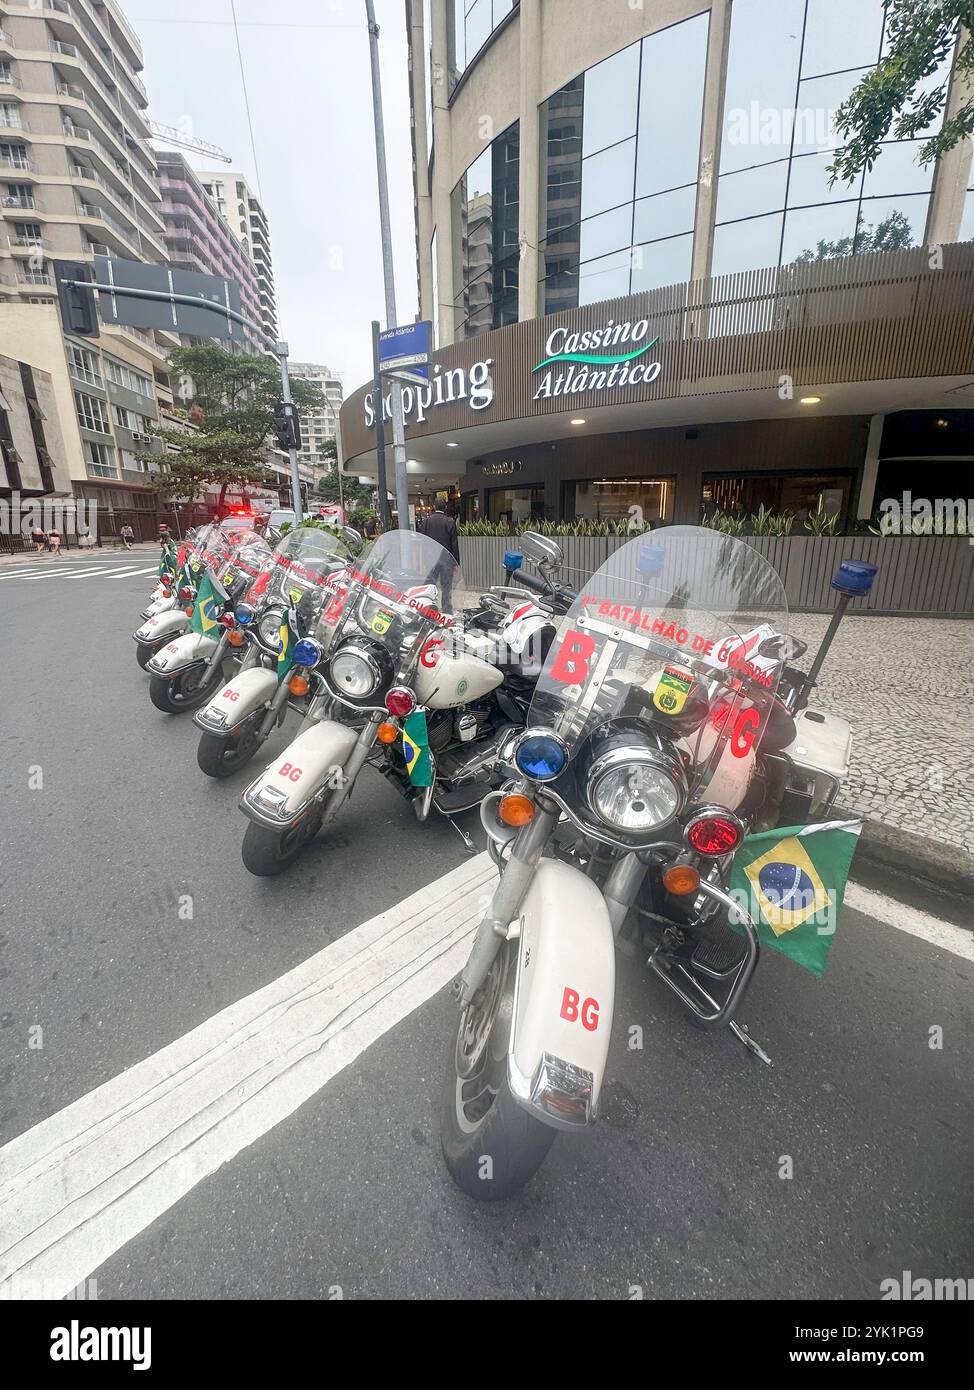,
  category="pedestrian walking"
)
[120,524,135,550]
[47,528,61,557]
[30,525,47,553]
[419,501,460,612]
